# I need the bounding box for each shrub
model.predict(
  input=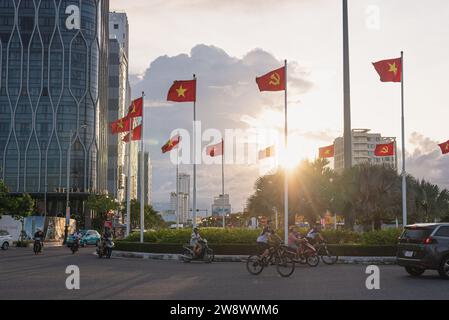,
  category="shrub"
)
[361,228,402,245]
